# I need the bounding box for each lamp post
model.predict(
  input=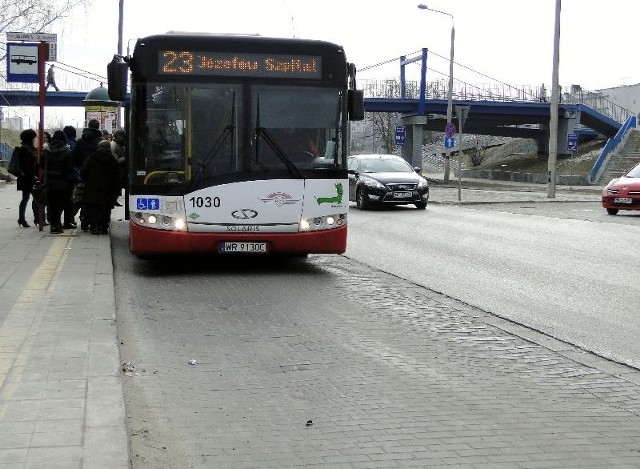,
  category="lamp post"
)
[547,0,561,198]
[417,3,455,183]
